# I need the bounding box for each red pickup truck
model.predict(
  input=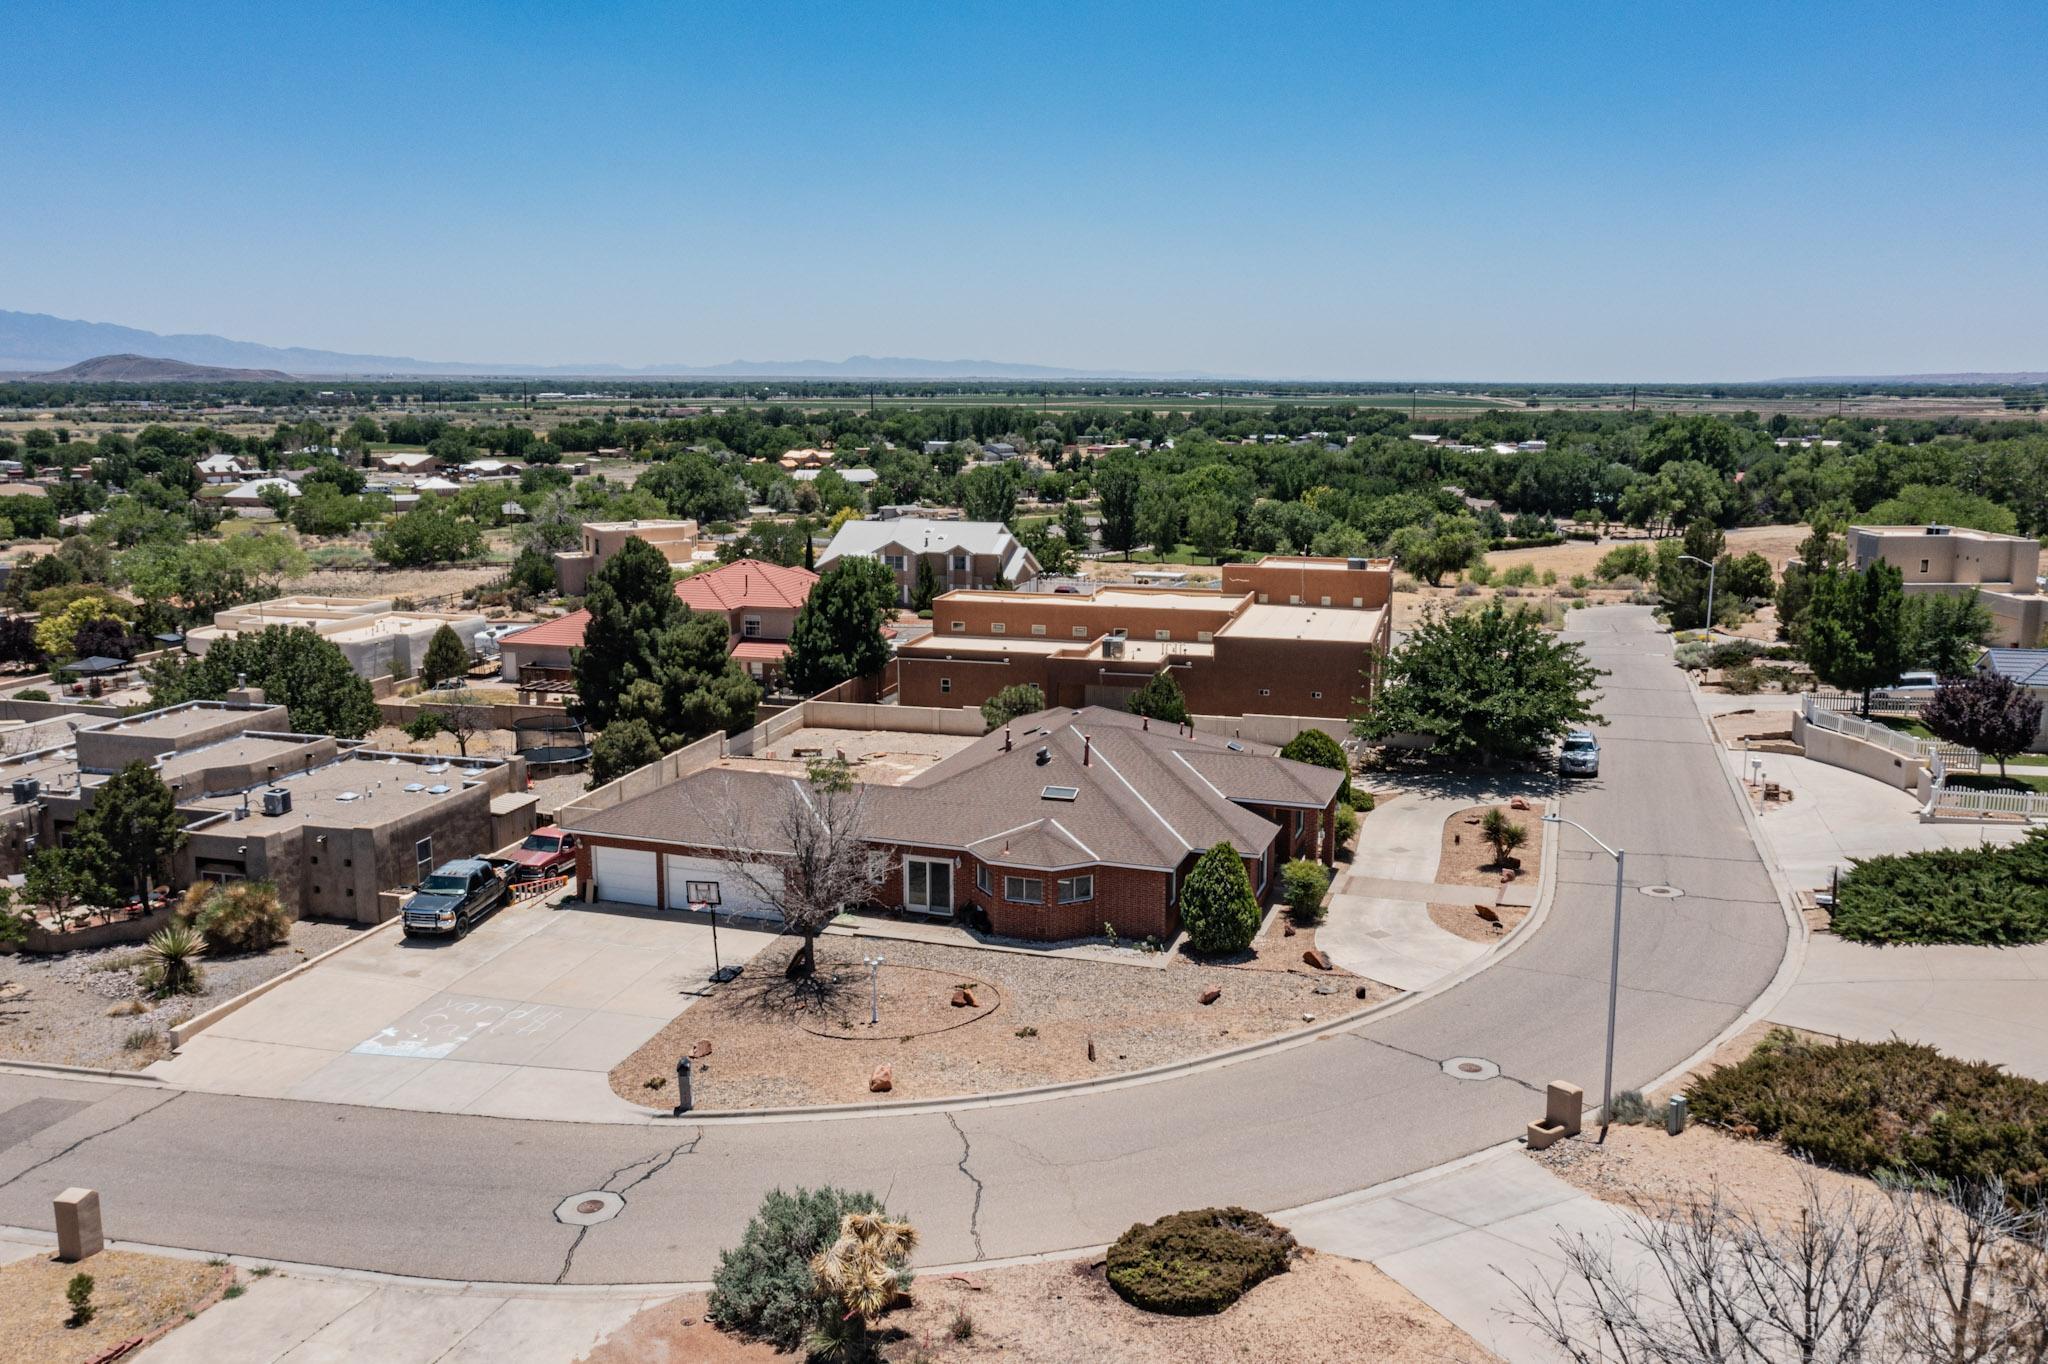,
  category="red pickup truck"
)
[501,826,578,883]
